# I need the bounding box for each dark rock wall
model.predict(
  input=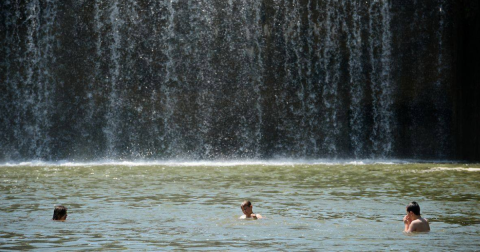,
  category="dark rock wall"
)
[454,0,480,161]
